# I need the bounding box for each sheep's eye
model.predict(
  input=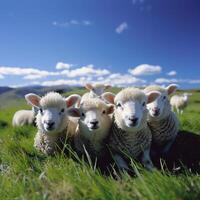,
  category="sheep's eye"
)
[163,96,166,100]
[116,103,122,108]
[60,108,65,113]
[142,102,146,106]
[81,113,85,117]
[102,110,106,114]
